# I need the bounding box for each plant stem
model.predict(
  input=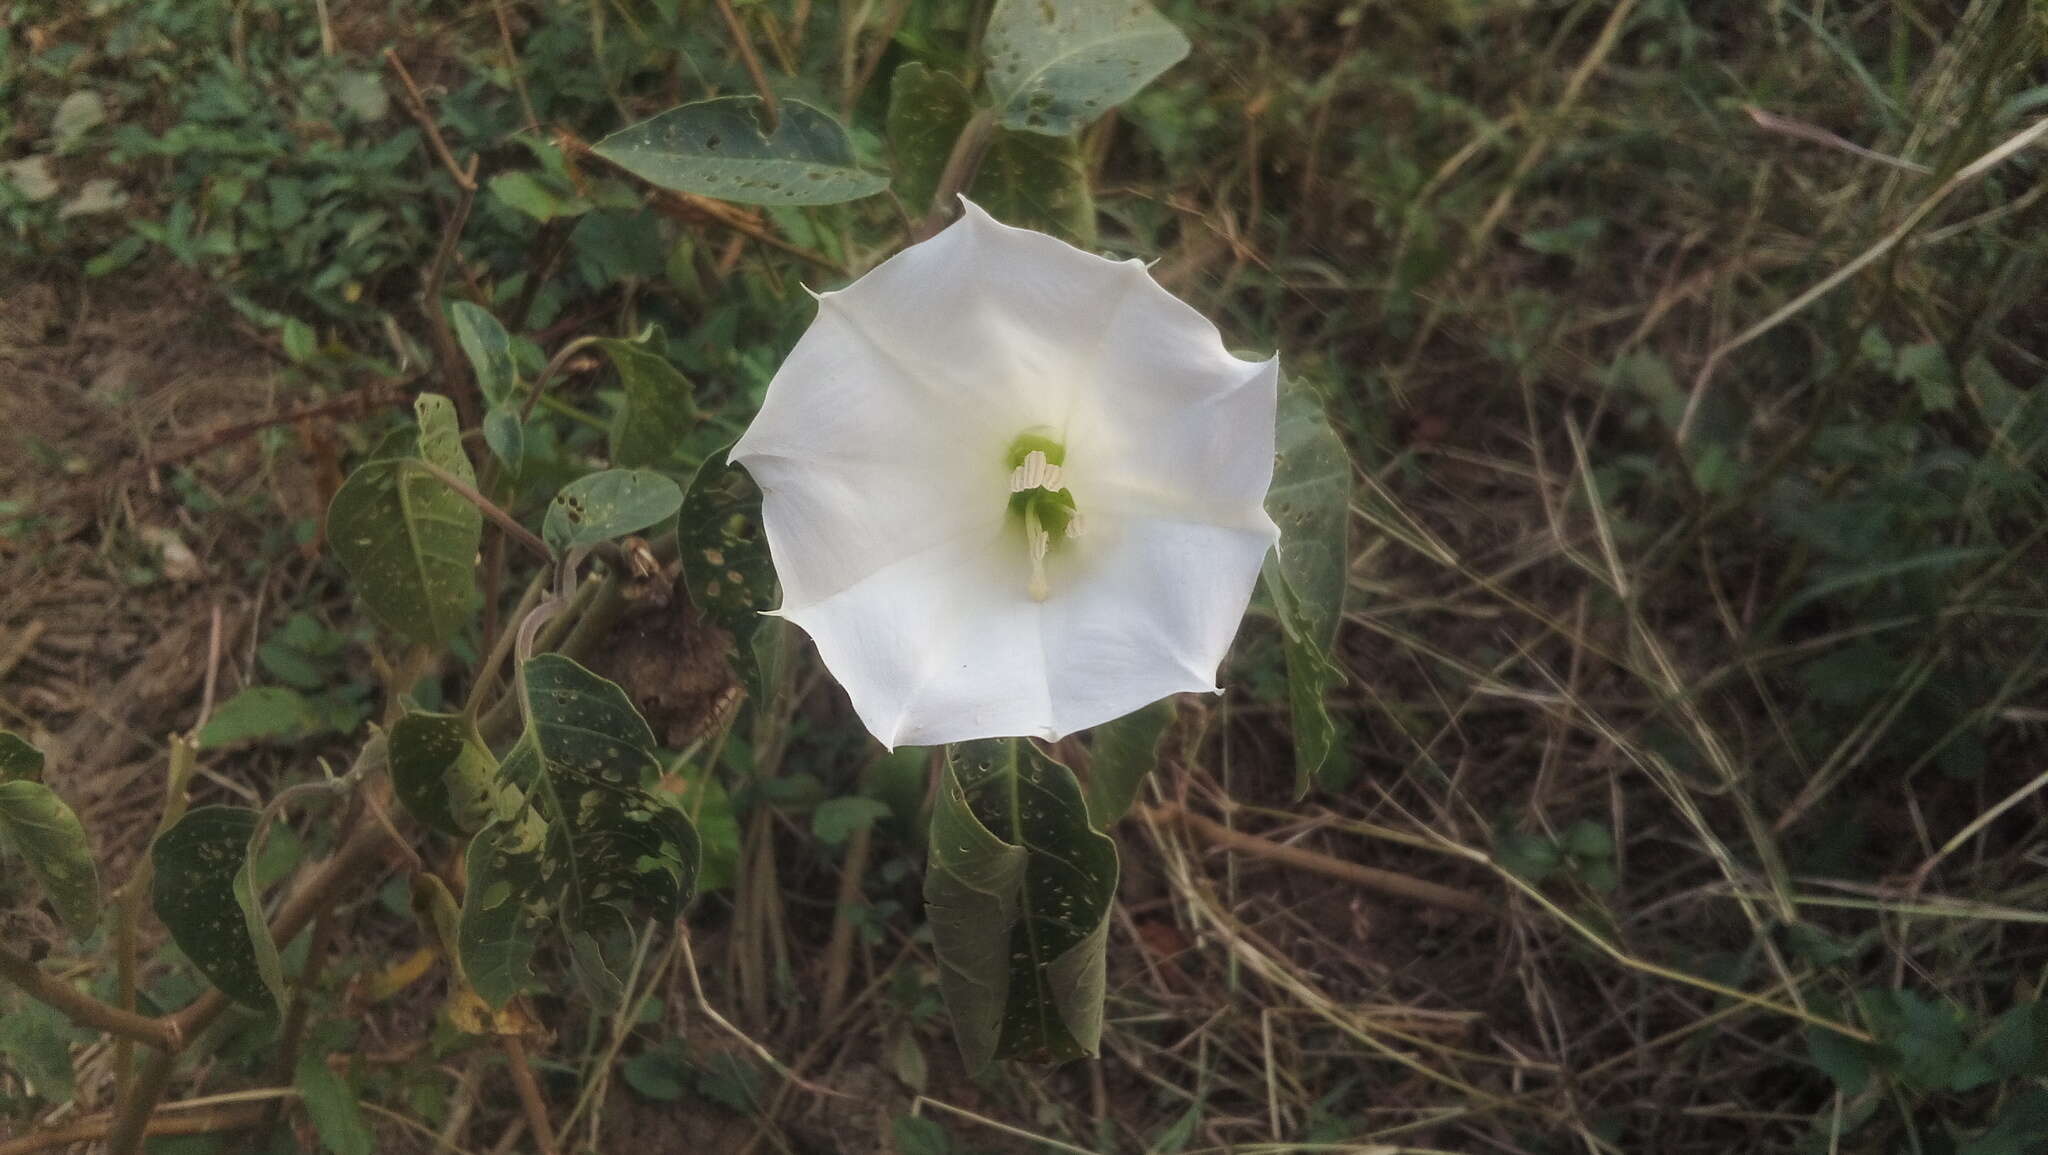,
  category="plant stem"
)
[714,0,779,132]
[915,107,996,241]
[500,1035,562,1155]
[0,946,181,1049]
[411,459,554,562]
